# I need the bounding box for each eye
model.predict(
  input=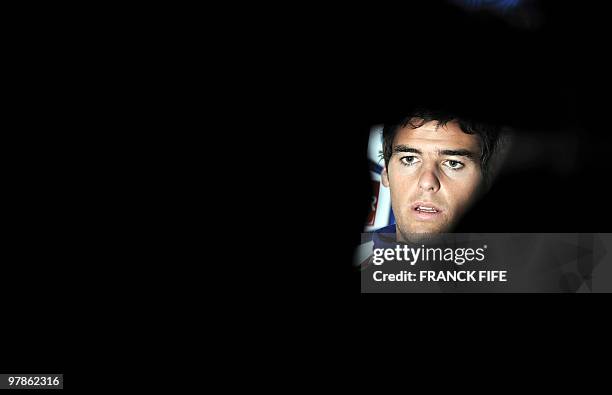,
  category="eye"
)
[443,159,464,170]
[400,156,420,166]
